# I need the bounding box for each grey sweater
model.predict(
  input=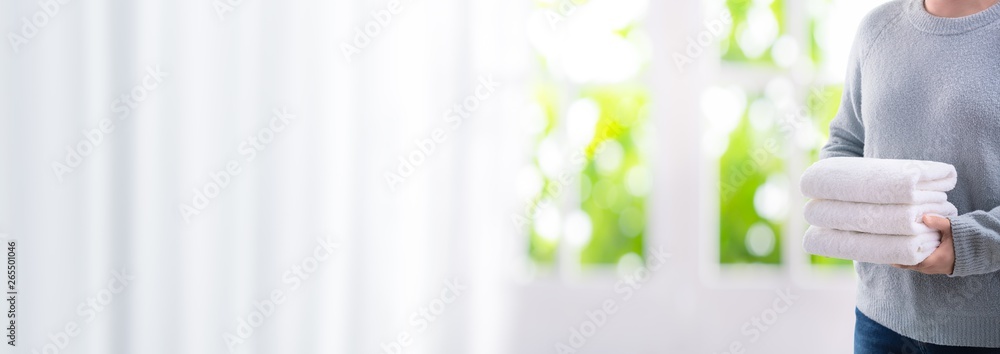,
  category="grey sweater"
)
[820,0,1000,347]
